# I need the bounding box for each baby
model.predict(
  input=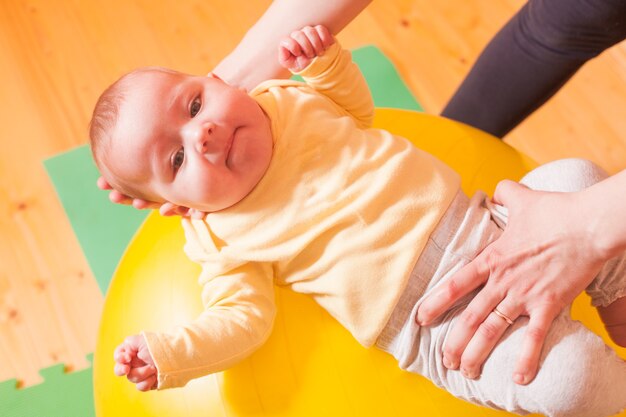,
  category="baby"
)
[90,26,626,416]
